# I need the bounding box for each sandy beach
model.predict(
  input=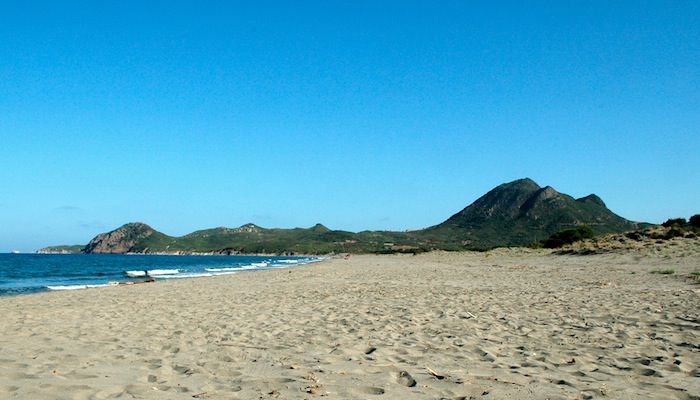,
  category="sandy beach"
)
[1,247,698,399]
